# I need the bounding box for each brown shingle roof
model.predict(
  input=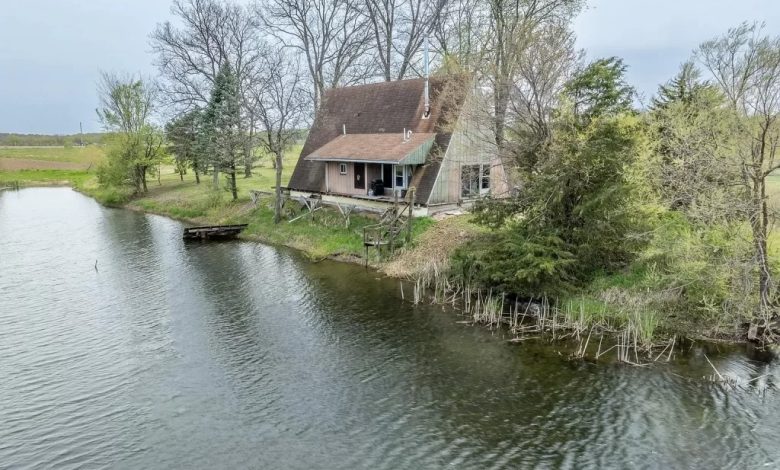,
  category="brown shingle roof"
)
[288,77,467,203]
[304,132,435,163]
